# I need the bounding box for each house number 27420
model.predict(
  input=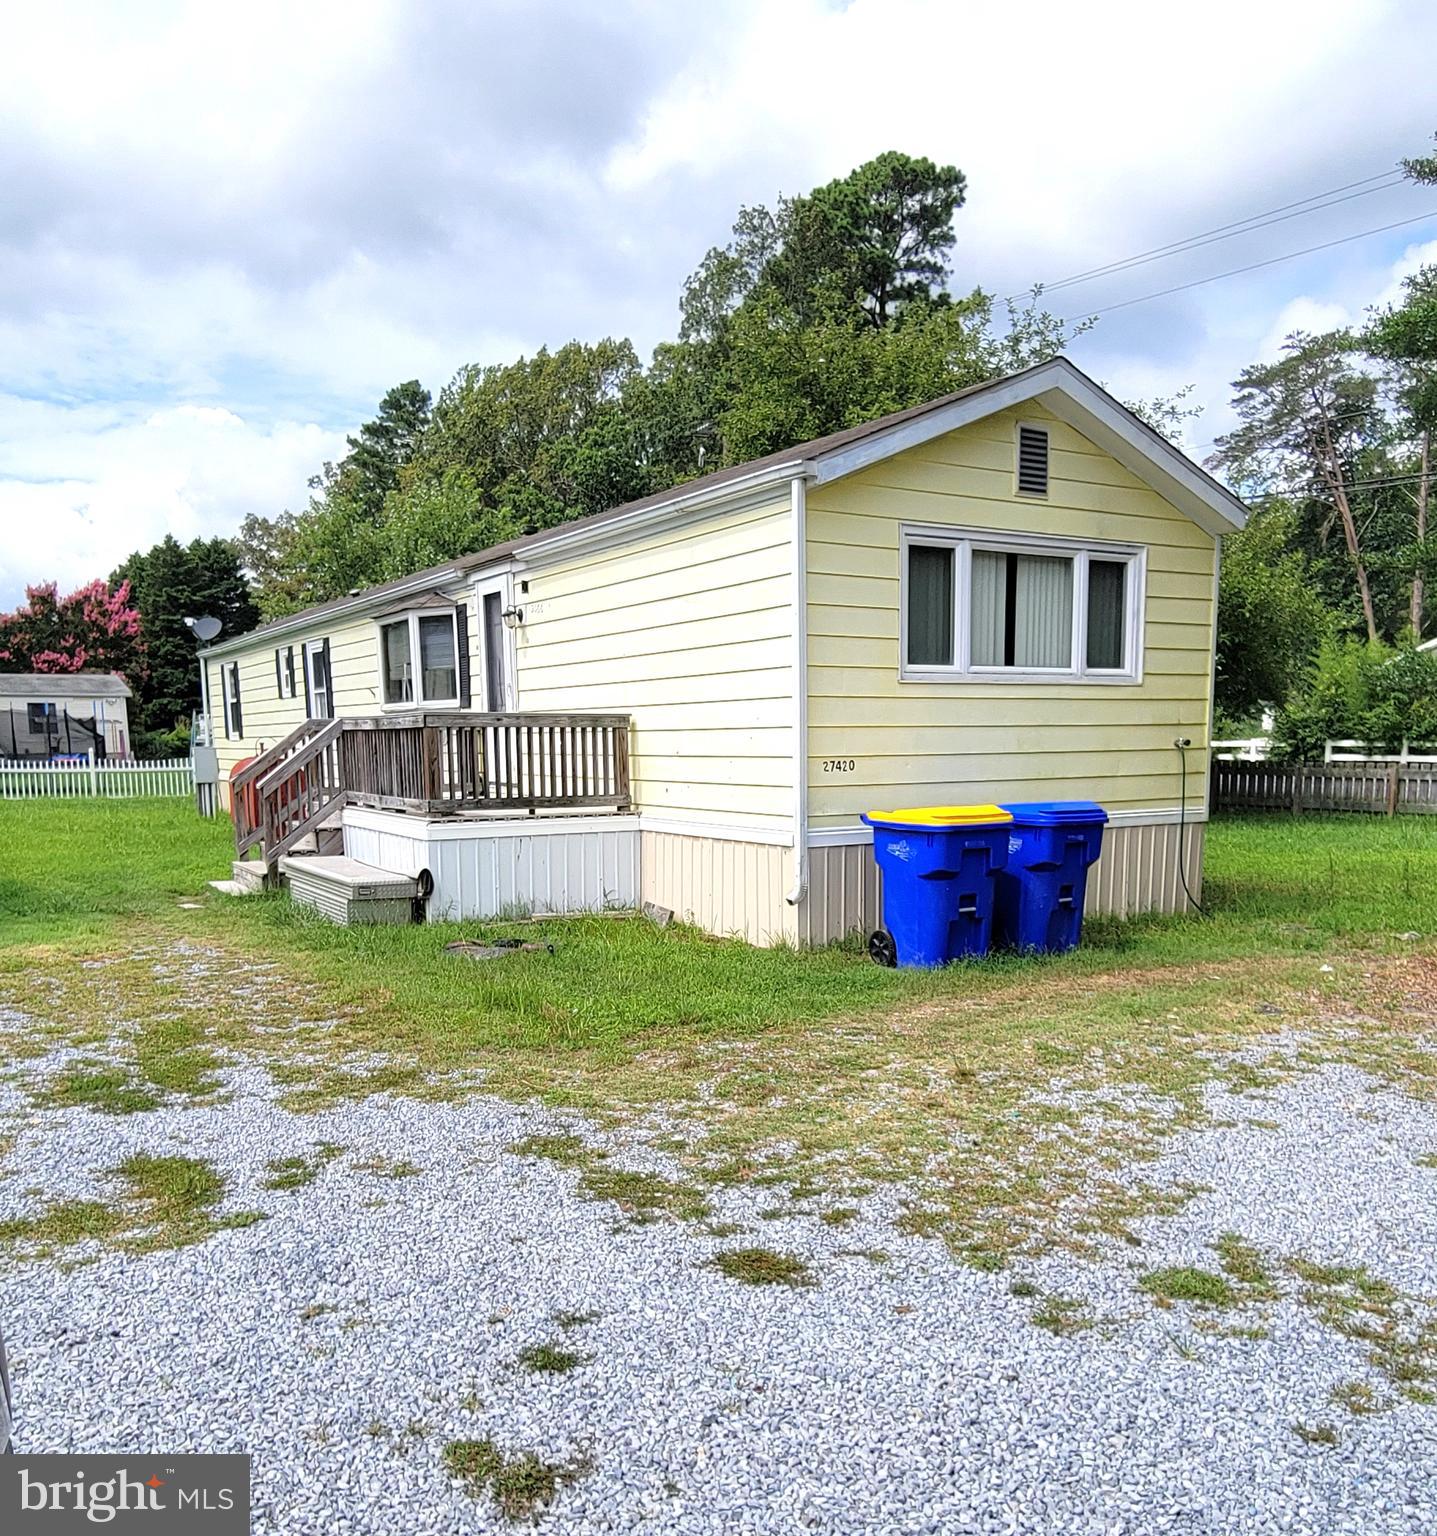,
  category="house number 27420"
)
[821,759,856,773]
